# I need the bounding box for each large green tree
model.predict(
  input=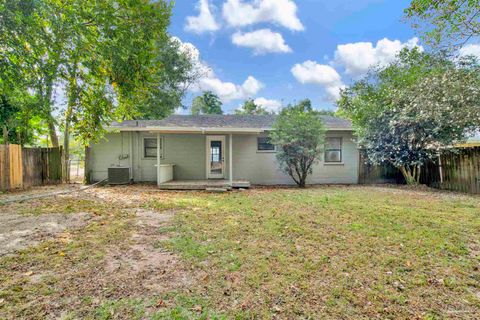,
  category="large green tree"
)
[0,95,40,146]
[191,91,223,115]
[235,99,269,115]
[338,49,480,184]
[270,99,326,188]
[1,0,196,181]
[0,96,20,144]
[0,0,84,147]
[134,38,198,119]
[405,0,480,48]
